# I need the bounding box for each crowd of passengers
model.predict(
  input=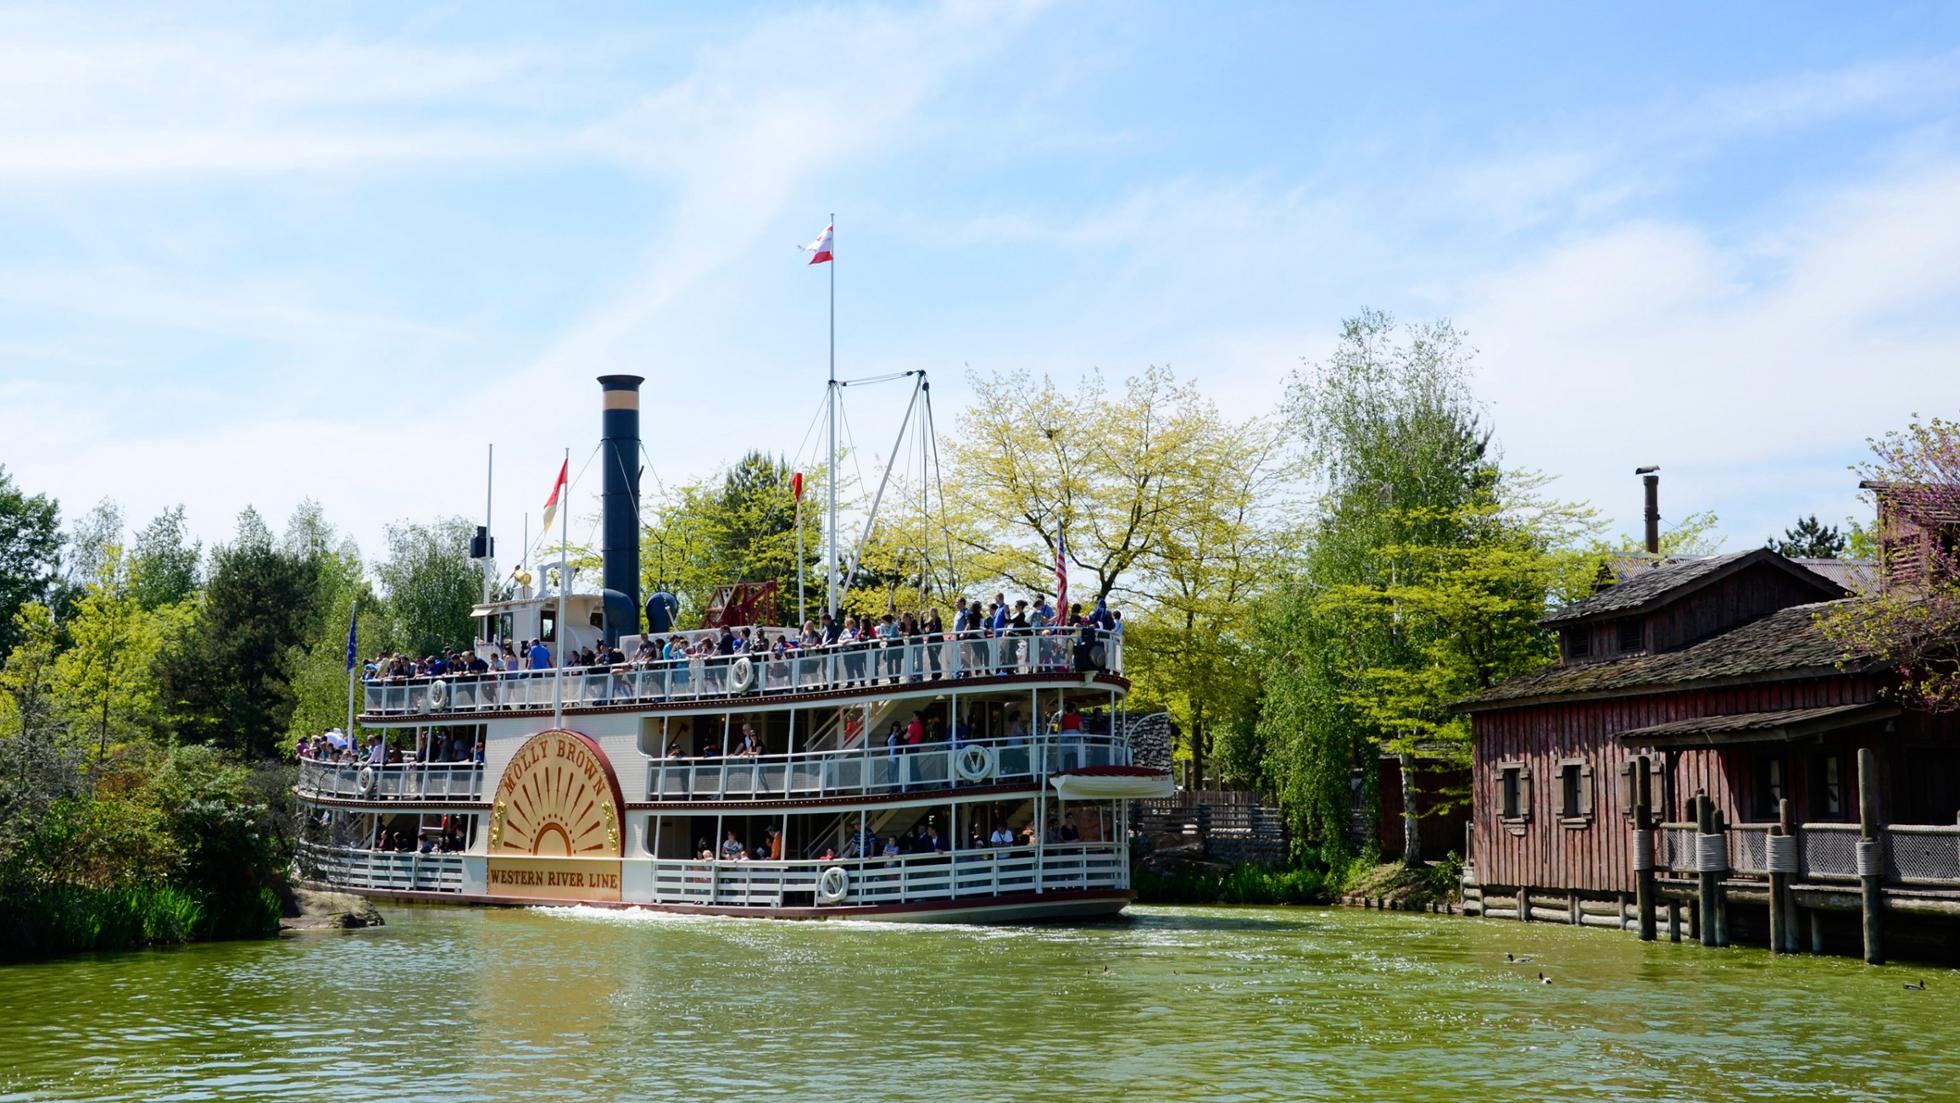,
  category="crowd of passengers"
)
[703,810,1096,863]
[660,703,1101,763]
[295,728,485,766]
[357,593,1123,684]
[368,824,468,854]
